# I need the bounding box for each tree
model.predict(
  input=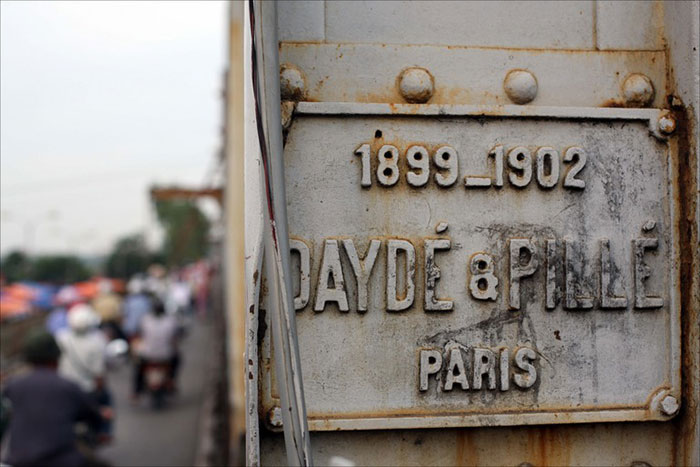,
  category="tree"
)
[30,255,91,284]
[154,200,210,267]
[0,250,32,283]
[104,234,160,280]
